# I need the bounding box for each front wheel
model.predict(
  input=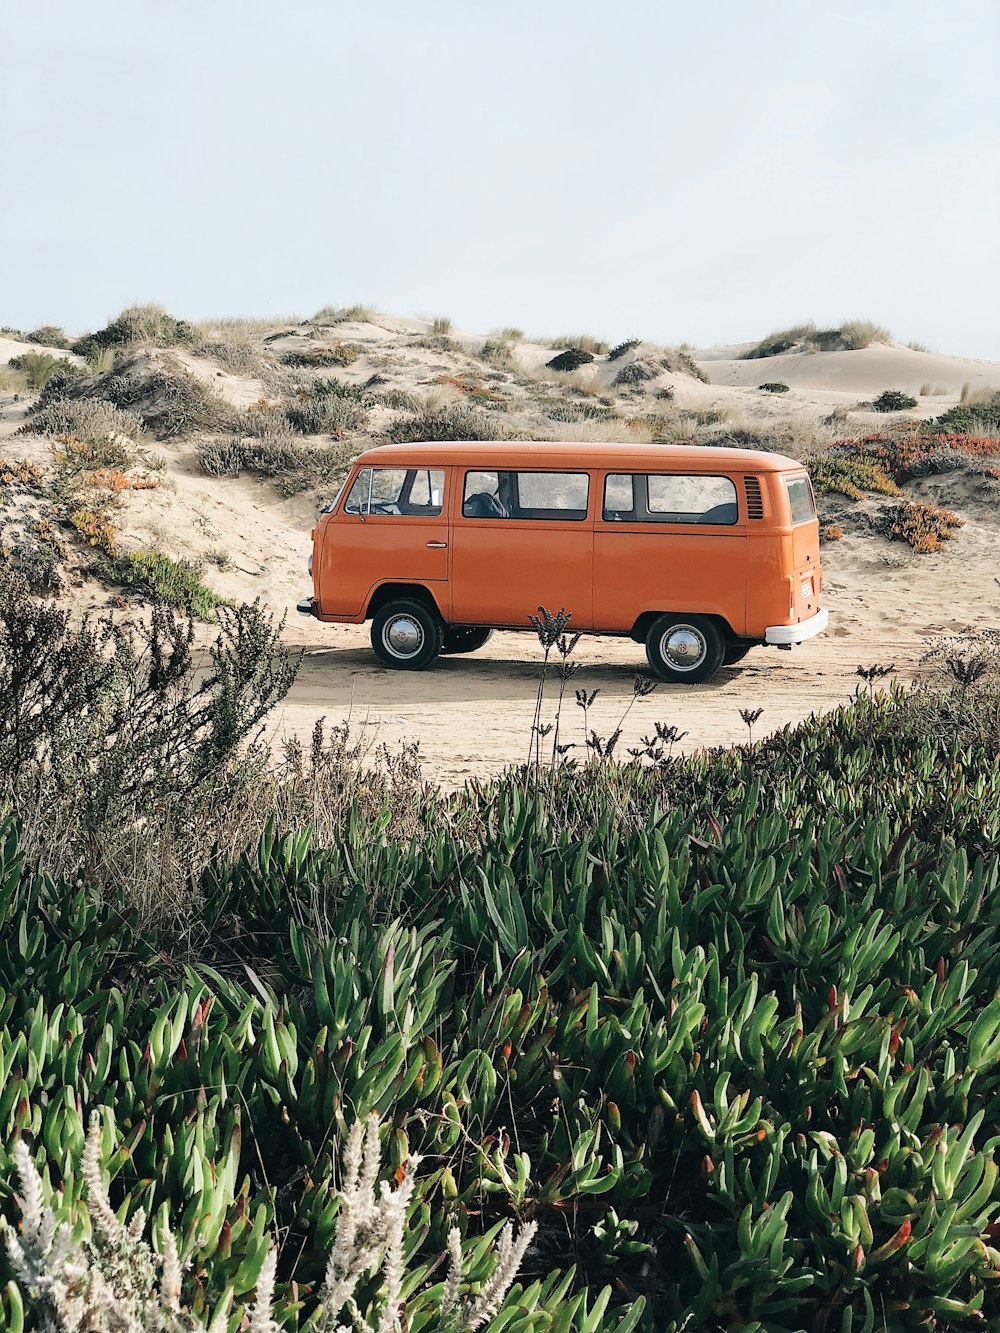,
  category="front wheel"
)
[371,599,444,670]
[645,614,725,684]
[442,626,494,655]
